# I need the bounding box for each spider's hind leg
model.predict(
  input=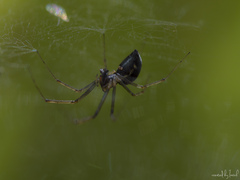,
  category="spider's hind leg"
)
[117,52,190,89]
